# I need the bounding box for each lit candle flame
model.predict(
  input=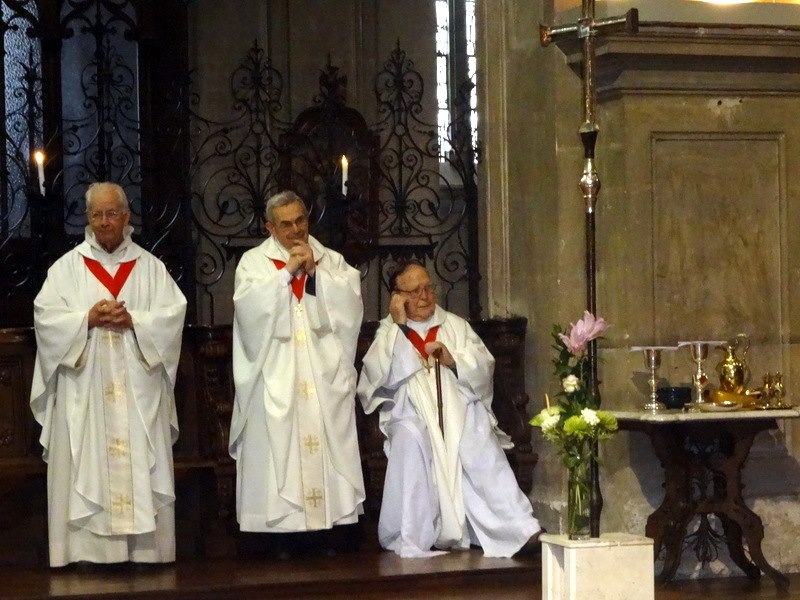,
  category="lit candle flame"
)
[33,150,46,195]
[341,155,348,195]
